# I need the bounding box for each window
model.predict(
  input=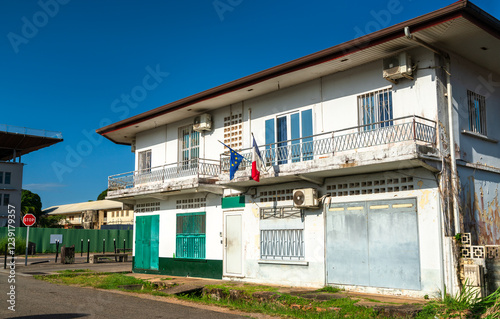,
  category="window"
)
[260,207,304,260]
[138,150,152,173]
[121,211,124,217]
[111,212,115,218]
[358,88,393,130]
[126,211,129,217]
[3,194,9,206]
[179,125,200,168]
[4,172,10,184]
[0,172,3,184]
[176,213,206,259]
[467,90,487,135]
[265,109,313,165]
